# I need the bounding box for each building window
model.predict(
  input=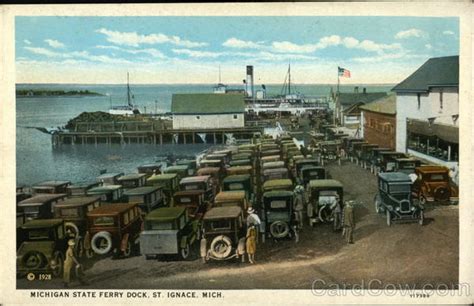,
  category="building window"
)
[439,91,443,110]
[233,114,238,119]
[417,93,421,110]
[196,116,200,120]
